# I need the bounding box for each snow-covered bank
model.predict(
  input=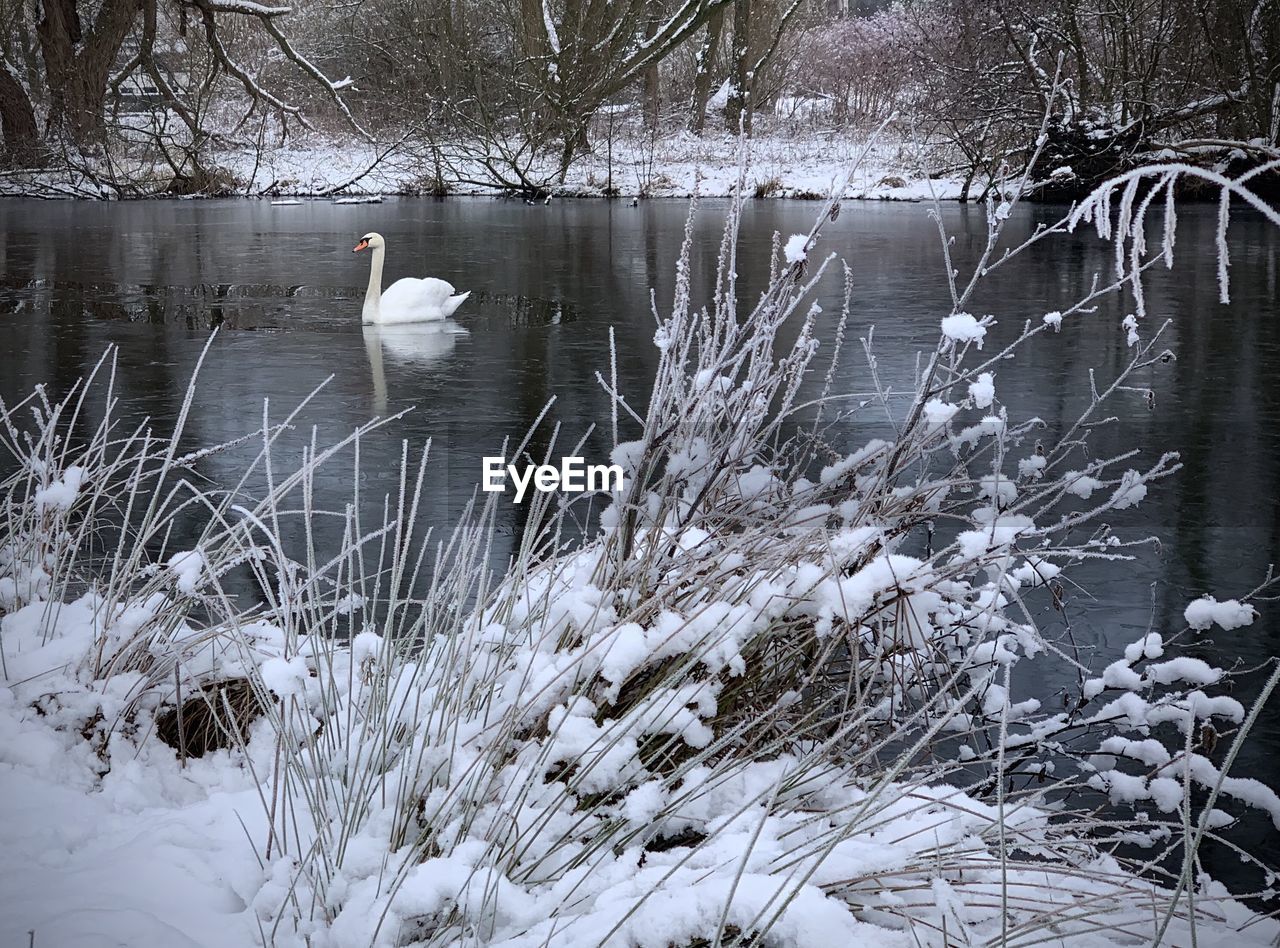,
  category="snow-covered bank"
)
[556,131,965,201]
[4,171,1280,947]
[3,601,1272,947]
[2,695,269,946]
[0,129,966,201]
